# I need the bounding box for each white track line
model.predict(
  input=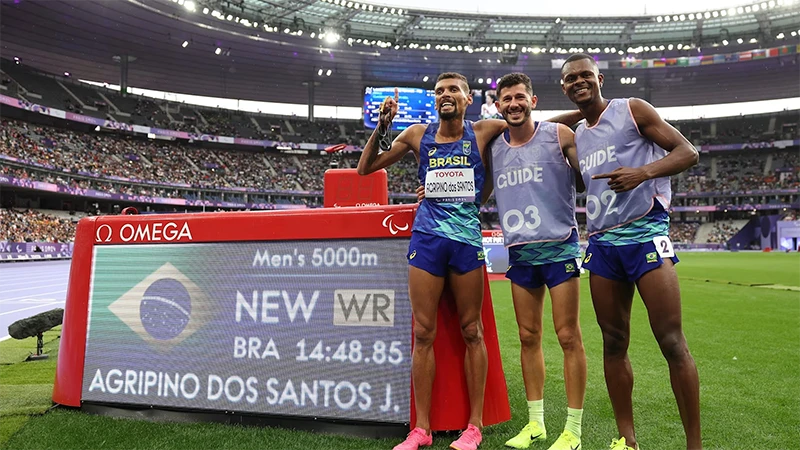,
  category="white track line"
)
[0,301,64,317]
[0,290,68,303]
[2,284,68,294]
